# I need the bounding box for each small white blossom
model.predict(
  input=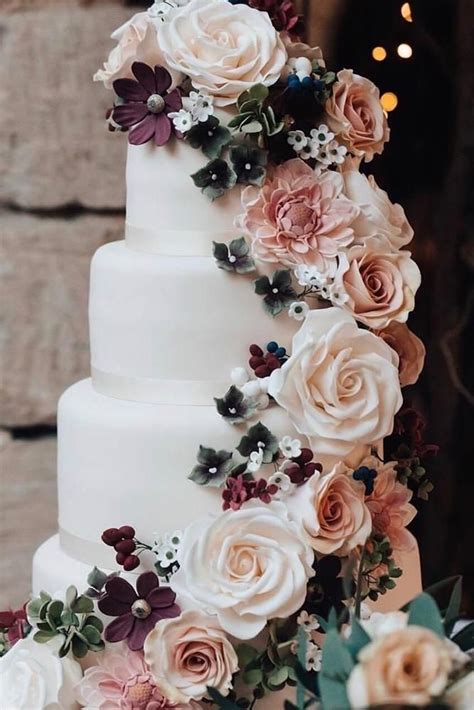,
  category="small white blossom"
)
[156,544,178,568]
[184,91,214,123]
[317,139,348,168]
[328,282,349,307]
[279,436,302,459]
[231,367,250,387]
[163,530,182,548]
[299,137,320,161]
[310,124,335,146]
[148,0,178,20]
[287,130,308,153]
[305,641,323,672]
[247,447,264,474]
[295,264,325,288]
[268,472,294,497]
[297,610,321,633]
[153,529,182,569]
[289,301,309,321]
[169,109,193,133]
